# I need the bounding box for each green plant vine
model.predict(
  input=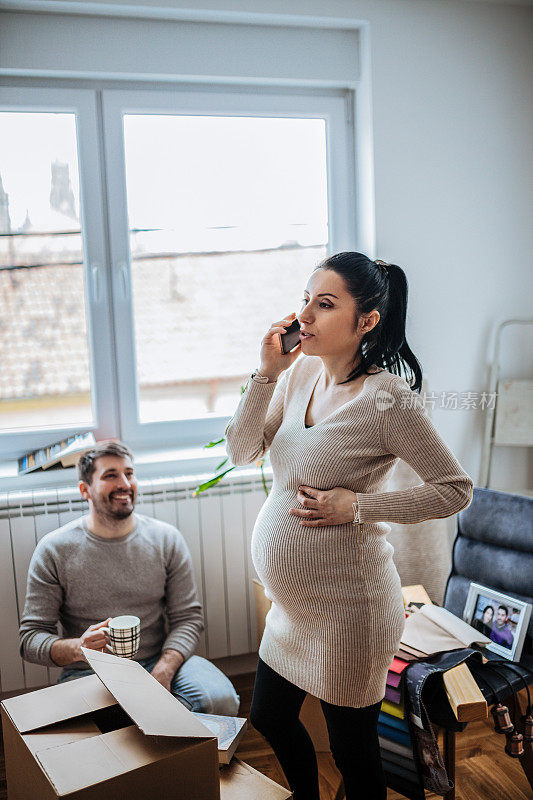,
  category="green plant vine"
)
[193,384,270,497]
